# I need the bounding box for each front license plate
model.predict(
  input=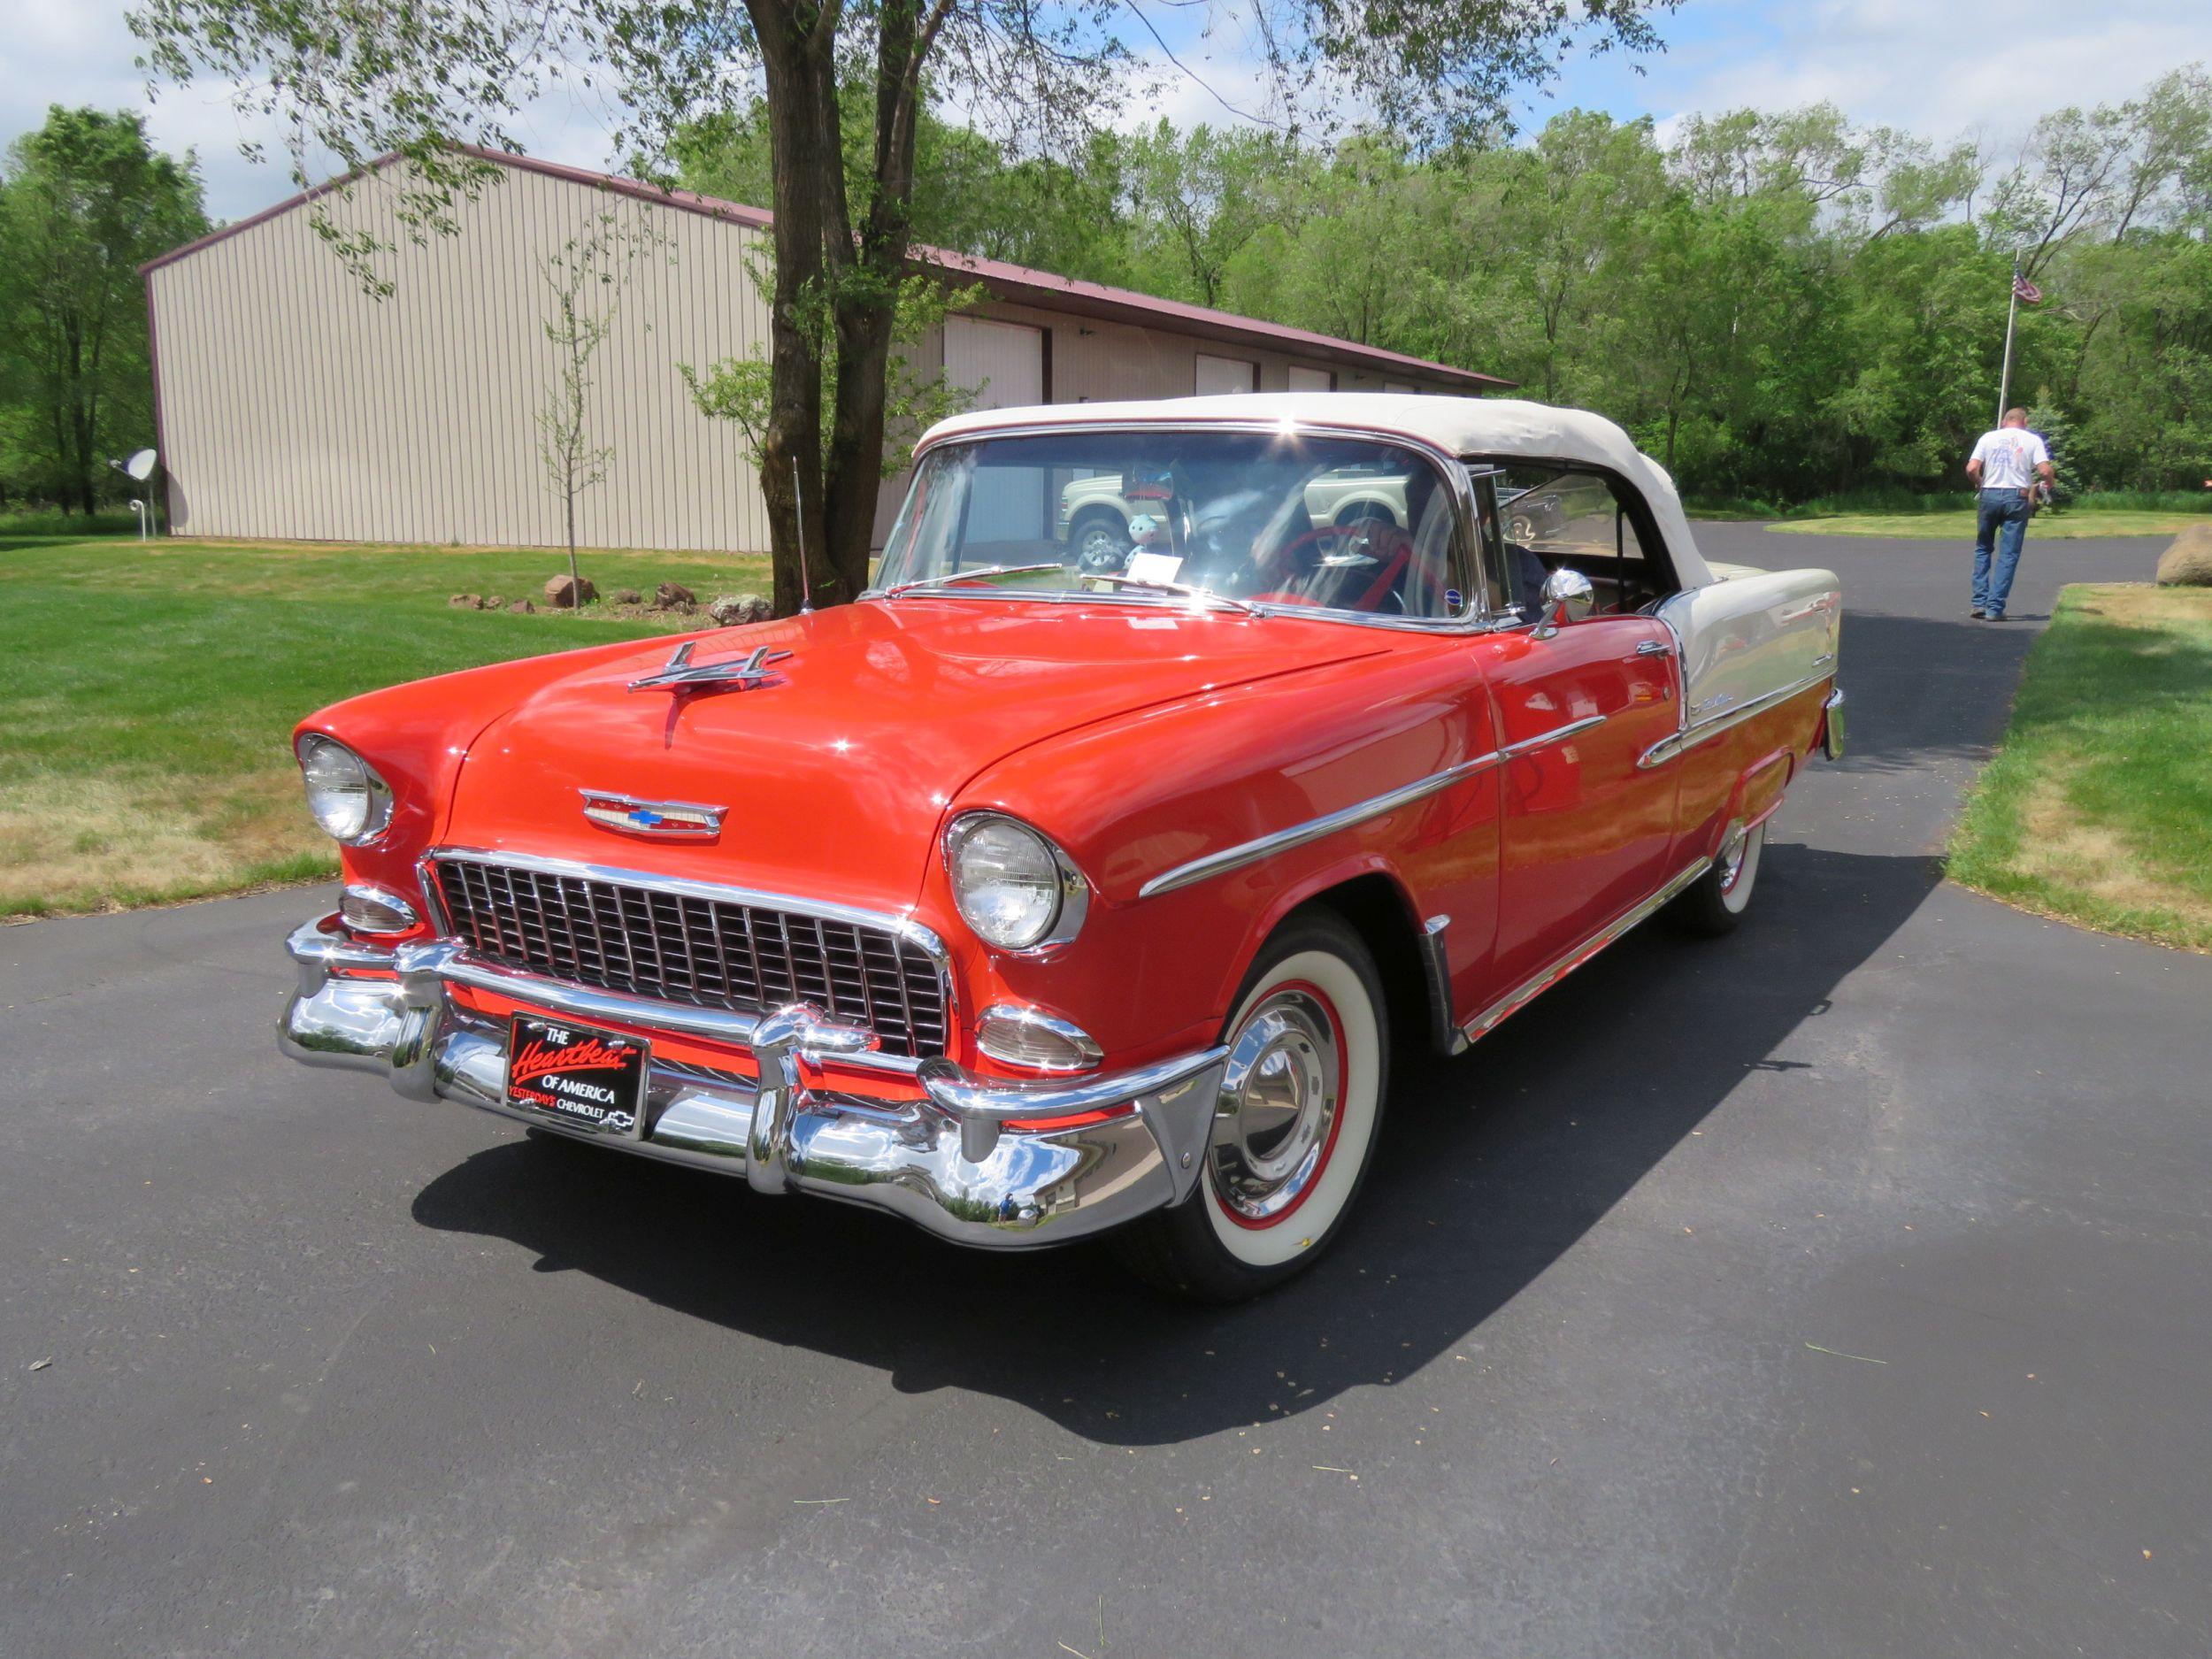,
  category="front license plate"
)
[505,1014,648,1136]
